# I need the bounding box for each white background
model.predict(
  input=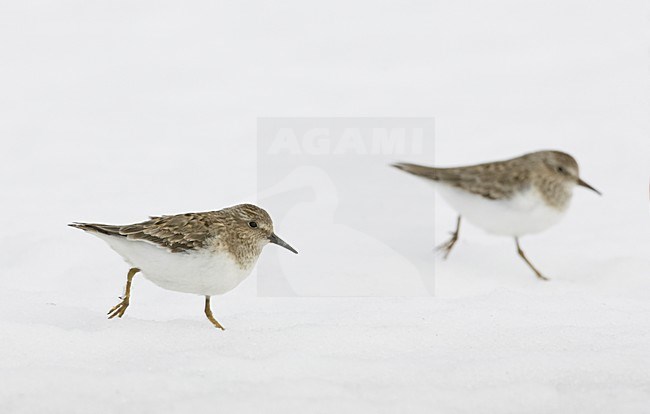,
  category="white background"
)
[1,1,649,413]
[256,117,438,297]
